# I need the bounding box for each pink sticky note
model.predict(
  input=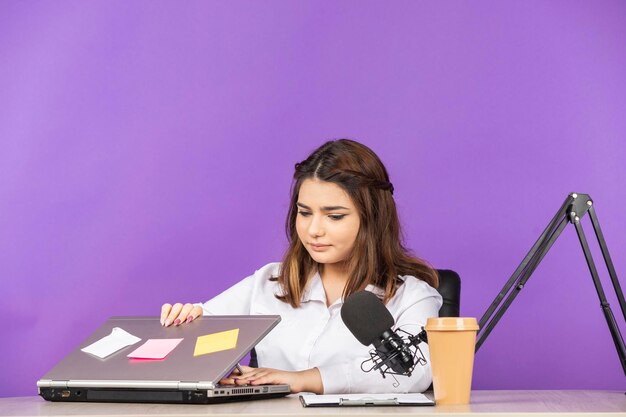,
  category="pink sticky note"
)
[127,338,183,360]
